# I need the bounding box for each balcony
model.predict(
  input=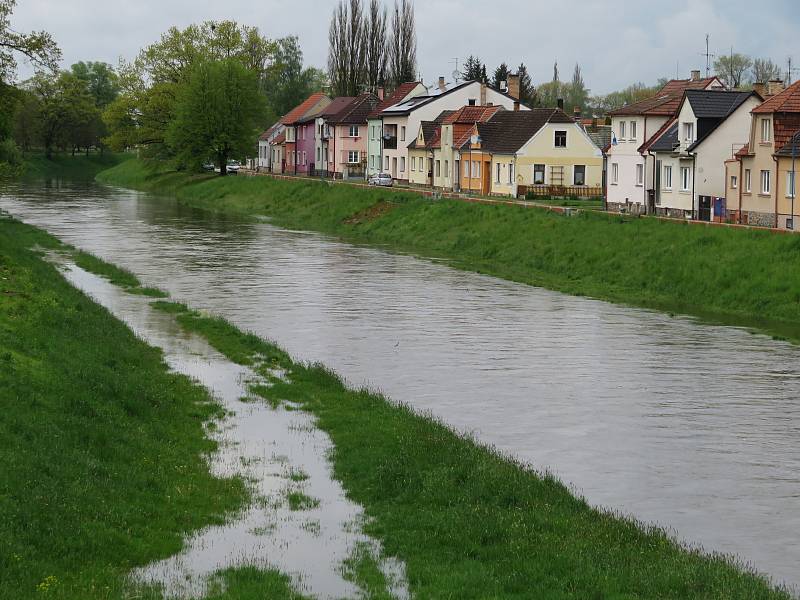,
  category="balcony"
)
[382,135,397,150]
